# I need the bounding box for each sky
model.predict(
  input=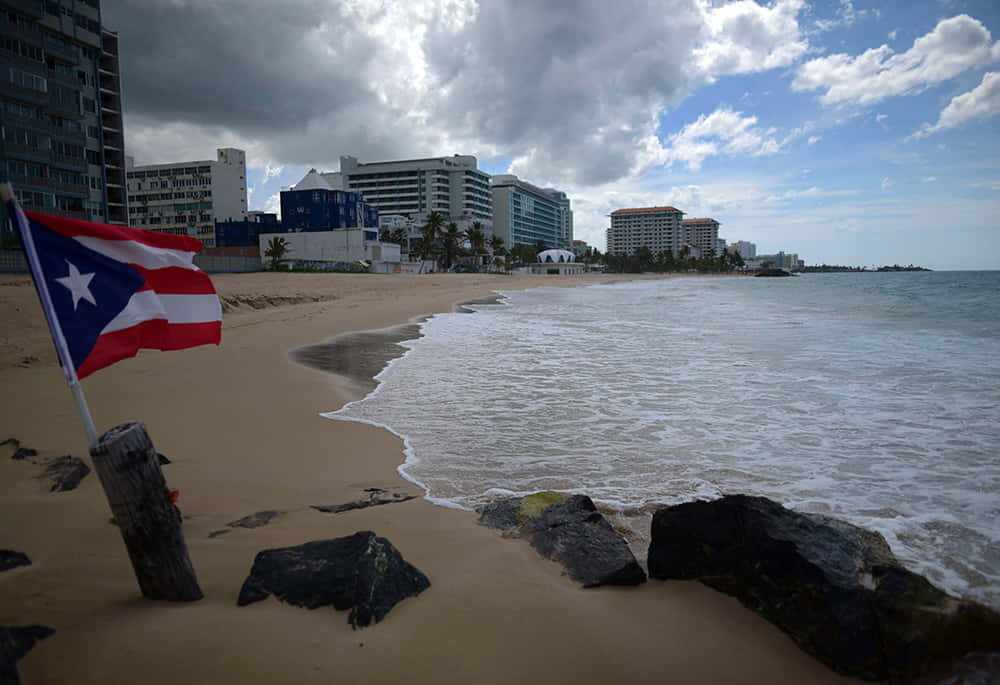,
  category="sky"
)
[102,0,1000,270]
